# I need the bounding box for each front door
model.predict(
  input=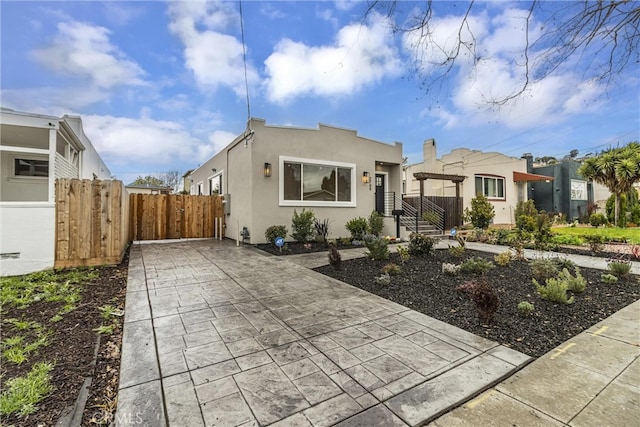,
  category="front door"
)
[375,174,385,214]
